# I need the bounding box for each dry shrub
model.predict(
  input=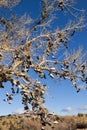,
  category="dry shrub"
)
[76,118,87,129]
[76,122,87,129]
[56,116,77,130]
